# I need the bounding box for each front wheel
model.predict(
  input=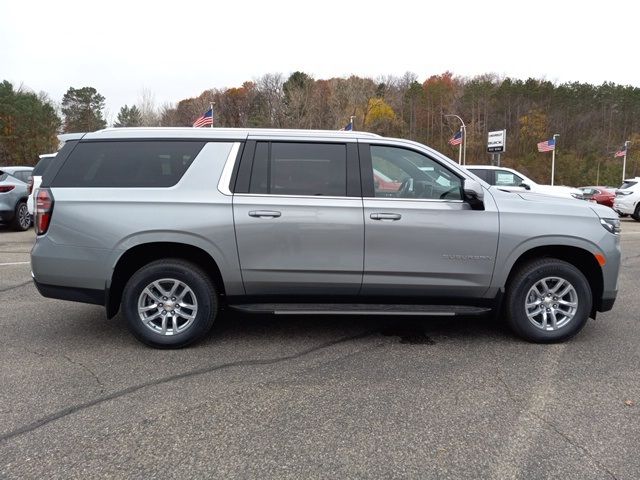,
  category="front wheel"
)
[505,259,592,343]
[632,204,640,222]
[121,259,218,348]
